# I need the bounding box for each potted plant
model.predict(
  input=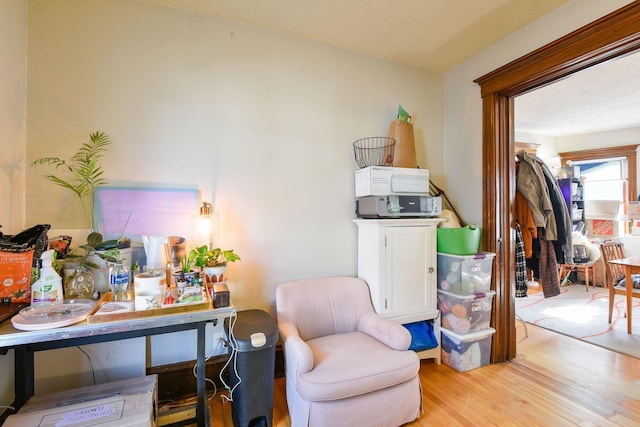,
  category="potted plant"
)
[31,131,111,231]
[189,245,240,284]
[172,254,198,285]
